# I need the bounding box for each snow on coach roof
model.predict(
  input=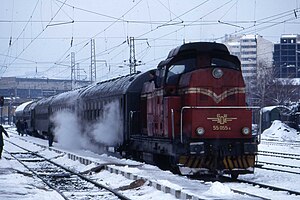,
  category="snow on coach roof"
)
[80,71,152,99]
[15,101,33,113]
[51,85,89,105]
